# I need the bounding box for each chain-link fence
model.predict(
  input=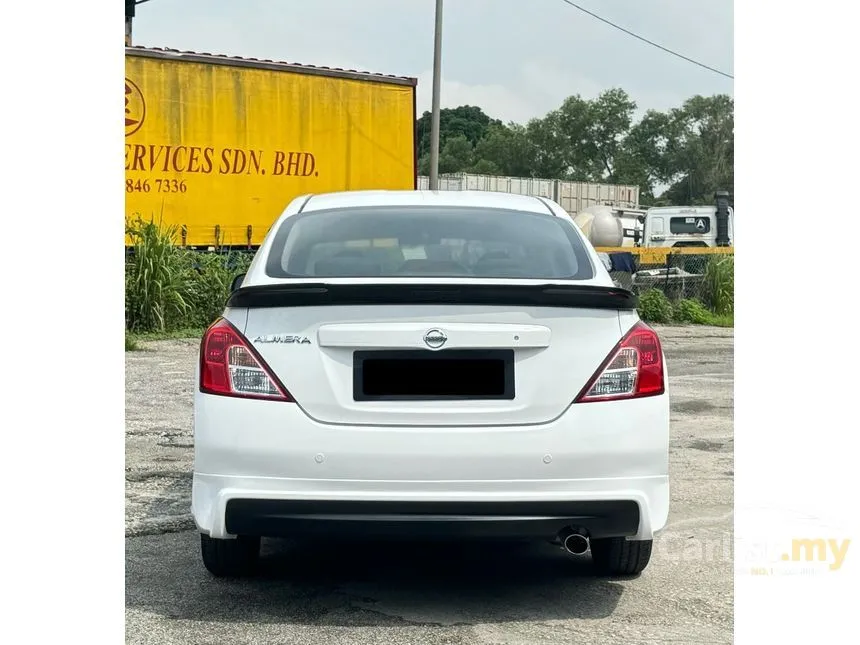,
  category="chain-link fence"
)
[606,250,734,319]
